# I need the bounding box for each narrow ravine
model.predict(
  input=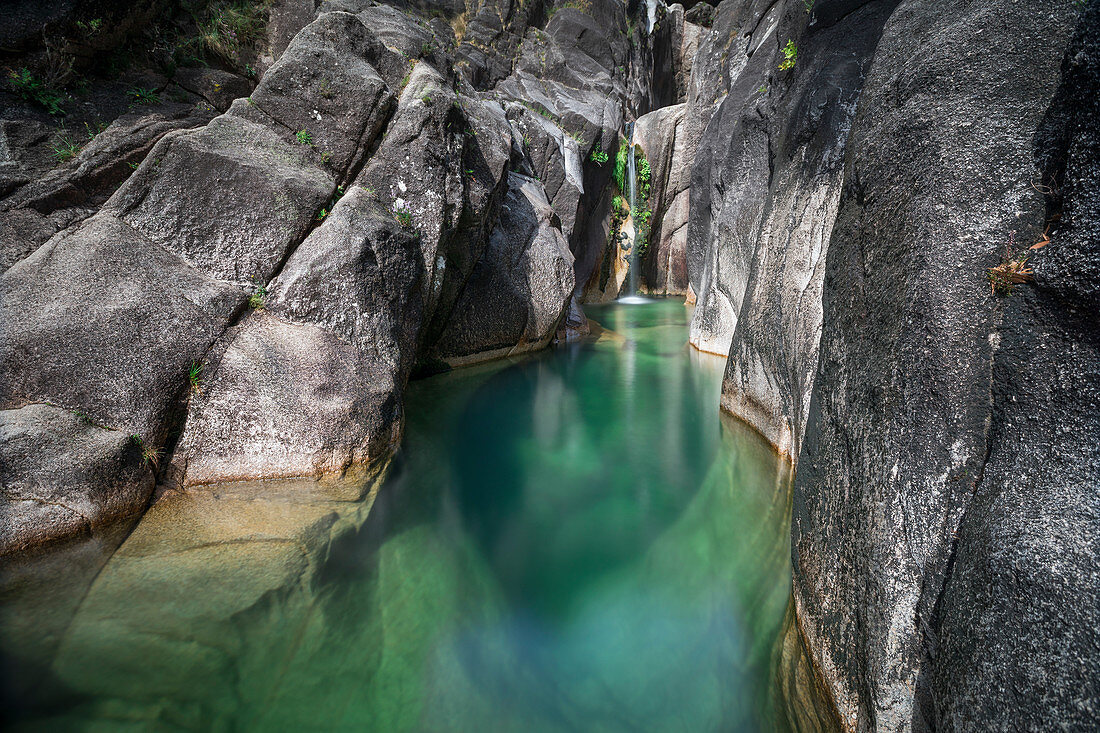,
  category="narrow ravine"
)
[1,301,797,731]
